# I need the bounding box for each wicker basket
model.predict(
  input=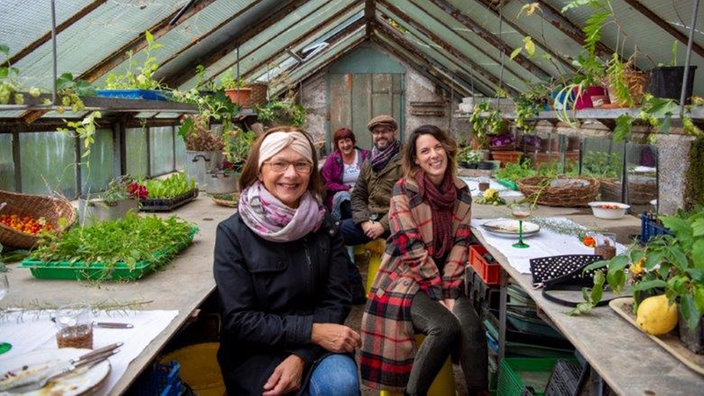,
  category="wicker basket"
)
[600,177,656,204]
[0,190,76,249]
[516,176,600,207]
[210,192,240,208]
[248,83,268,107]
